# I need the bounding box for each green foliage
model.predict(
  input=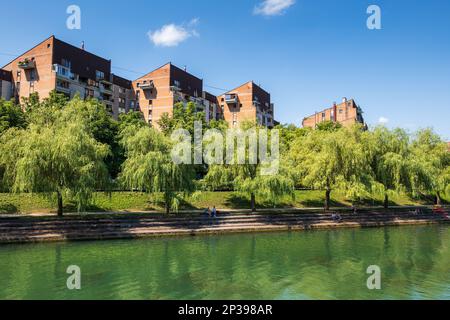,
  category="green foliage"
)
[0,99,27,135]
[60,98,122,178]
[158,102,207,136]
[410,128,450,204]
[119,125,196,213]
[289,125,370,209]
[205,121,295,211]
[362,126,432,208]
[0,101,110,215]
[26,90,68,126]
[118,110,147,133]
[316,120,343,132]
[1,91,448,214]
[275,123,310,153]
